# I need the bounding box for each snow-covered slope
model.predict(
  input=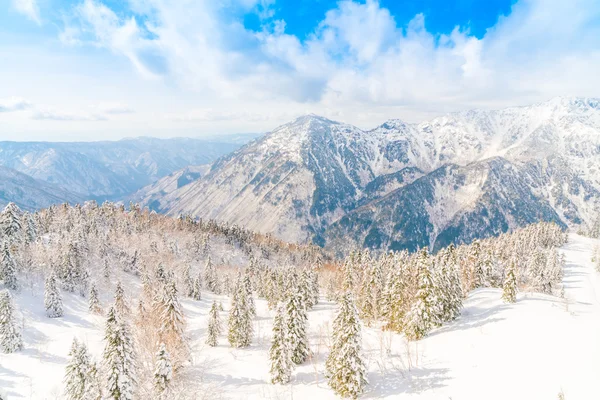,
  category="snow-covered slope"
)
[0,138,240,198]
[0,166,83,210]
[145,97,600,249]
[2,233,599,399]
